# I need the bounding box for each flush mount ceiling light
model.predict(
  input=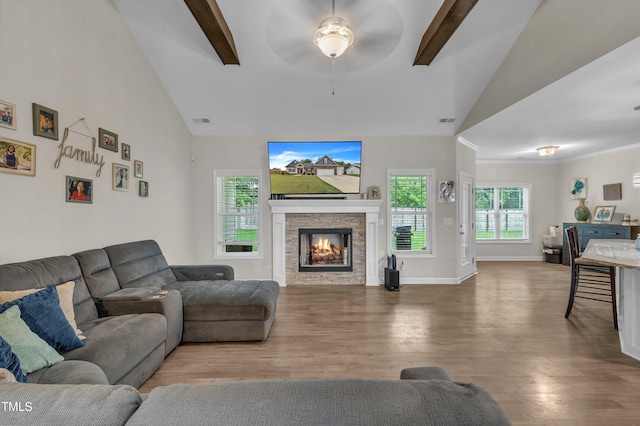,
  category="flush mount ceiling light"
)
[536,145,559,157]
[313,1,355,58]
